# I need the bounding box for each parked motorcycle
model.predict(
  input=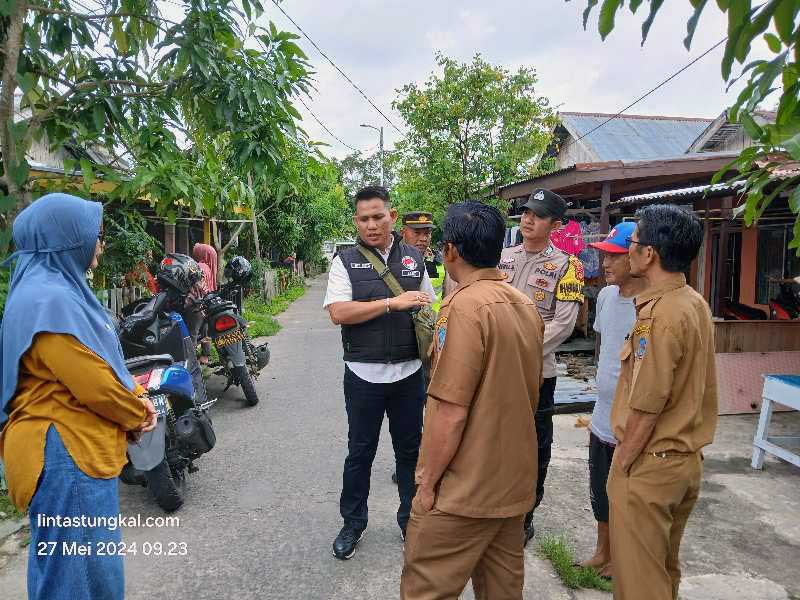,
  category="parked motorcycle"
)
[120,355,215,511]
[769,281,800,320]
[197,256,270,407]
[116,254,217,511]
[721,299,767,320]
